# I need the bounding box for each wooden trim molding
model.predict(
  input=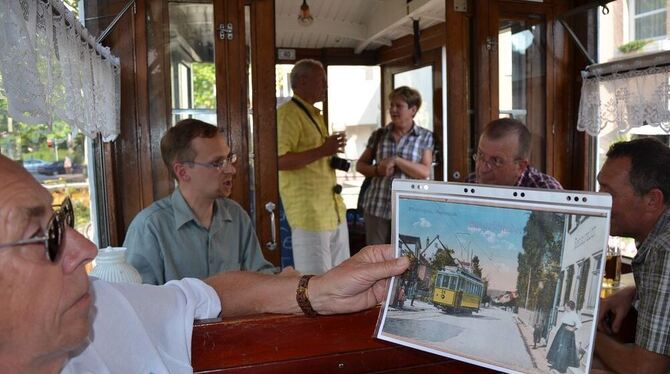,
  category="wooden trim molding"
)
[191,307,494,373]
